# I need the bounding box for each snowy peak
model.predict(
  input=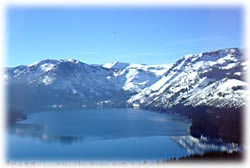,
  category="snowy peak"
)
[7,59,89,82]
[28,59,81,68]
[102,61,171,93]
[165,48,243,75]
[103,61,130,69]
